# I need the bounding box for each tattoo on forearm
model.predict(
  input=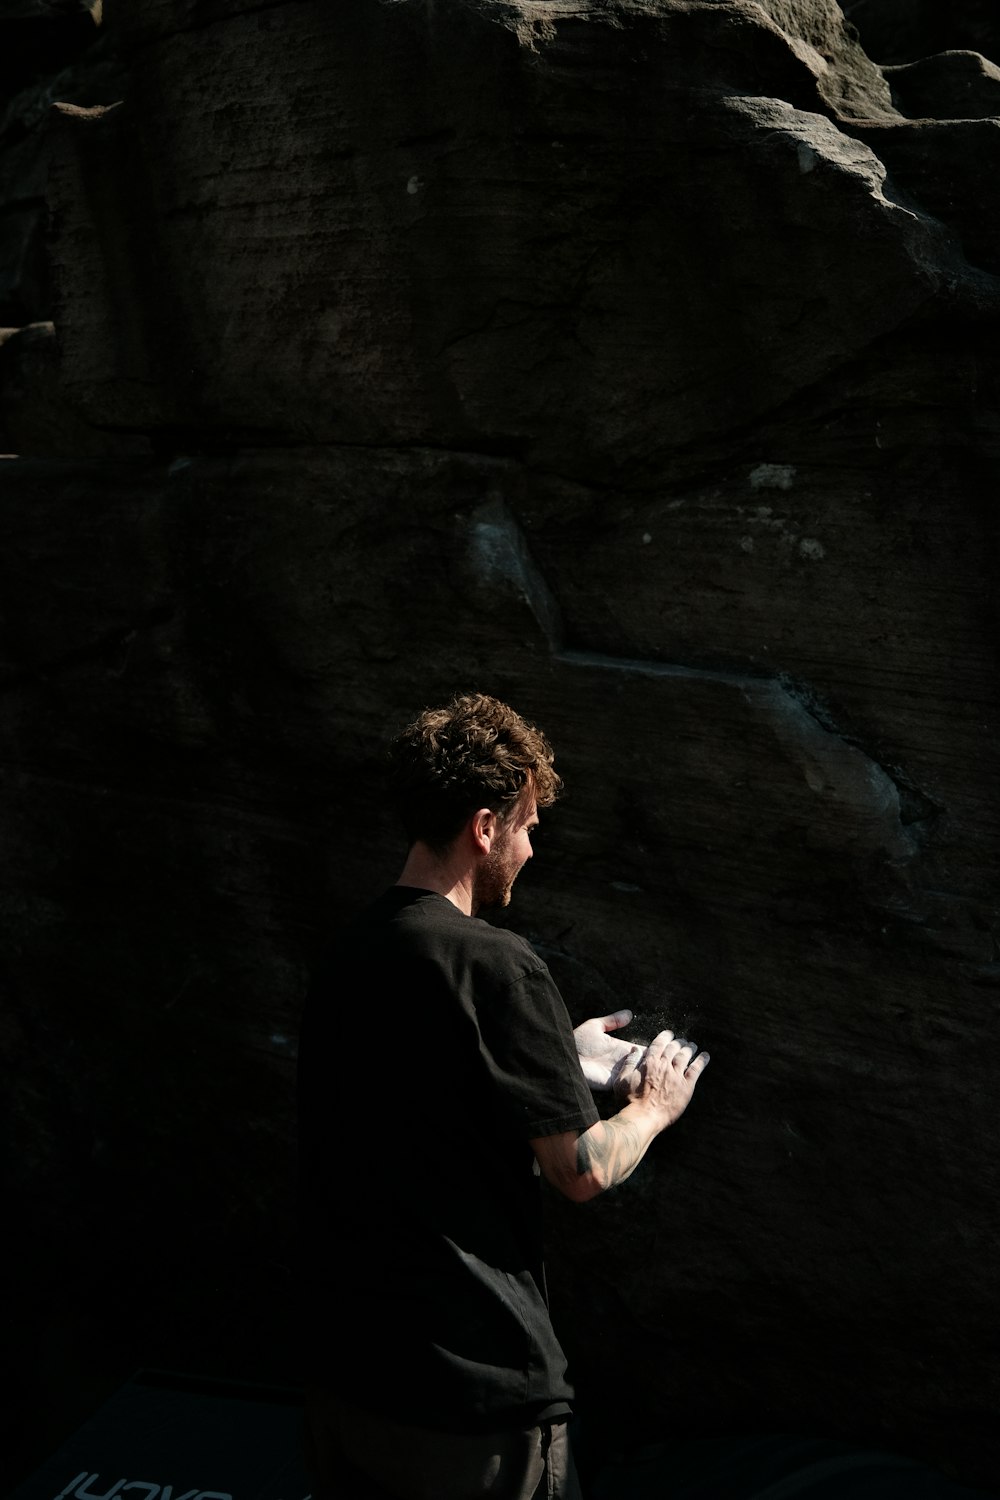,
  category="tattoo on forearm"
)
[576,1120,646,1188]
